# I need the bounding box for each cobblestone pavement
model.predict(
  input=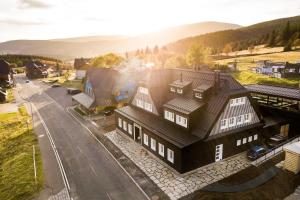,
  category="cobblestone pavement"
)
[106,130,251,200]
[48,188,70,200]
